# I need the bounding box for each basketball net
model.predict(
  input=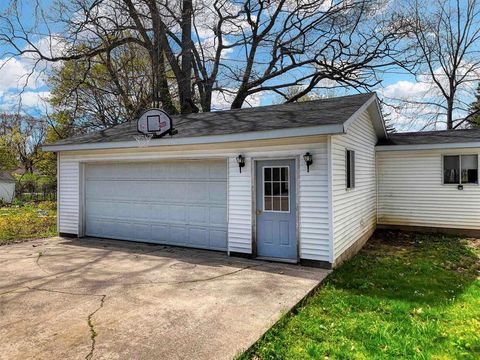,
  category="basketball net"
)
[133,134,153,147]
